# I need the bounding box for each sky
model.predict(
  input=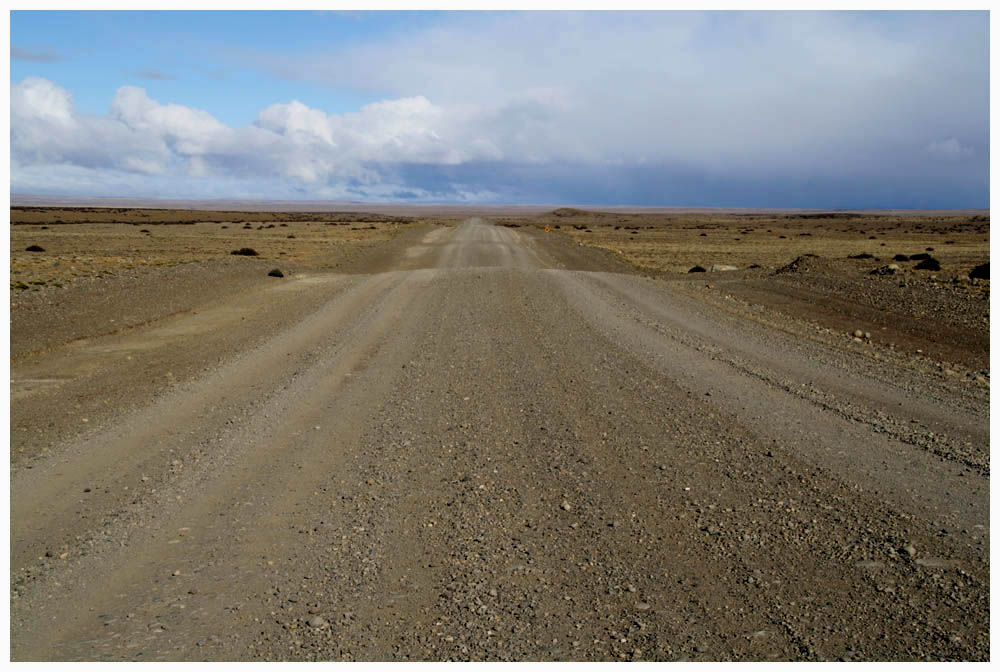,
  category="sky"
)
[9,10,991,208]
